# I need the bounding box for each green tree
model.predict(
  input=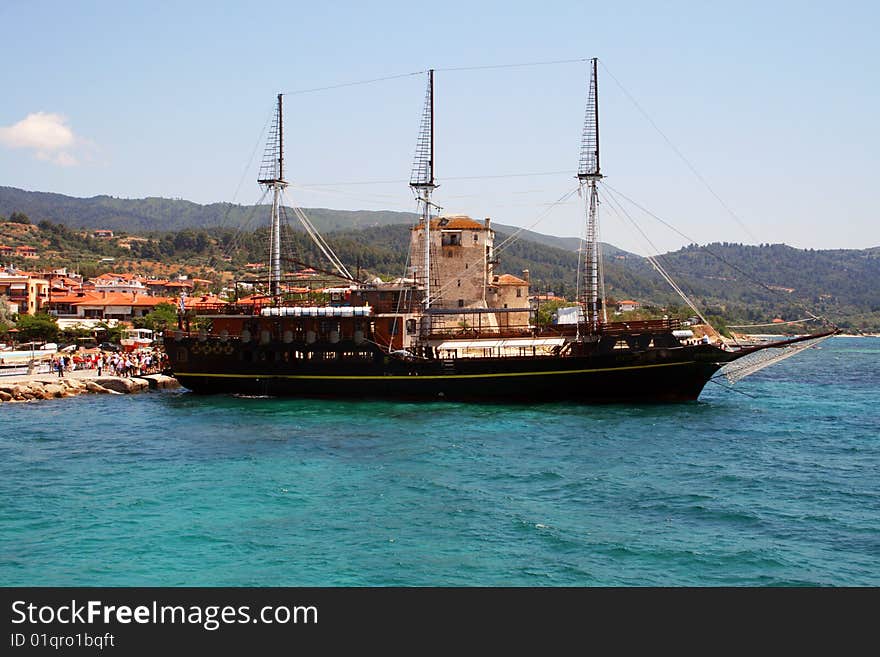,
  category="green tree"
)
[8,210,31,225]
[15,313,59,342]
[61,323,94,343]
[536,299,578,327]
[95,321,125,343]
[0,295,14,332]
[139,302,178,332]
